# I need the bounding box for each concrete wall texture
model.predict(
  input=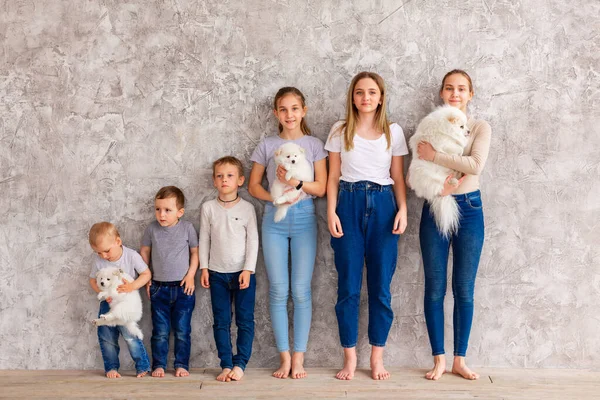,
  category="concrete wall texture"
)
[1,0,598,370]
